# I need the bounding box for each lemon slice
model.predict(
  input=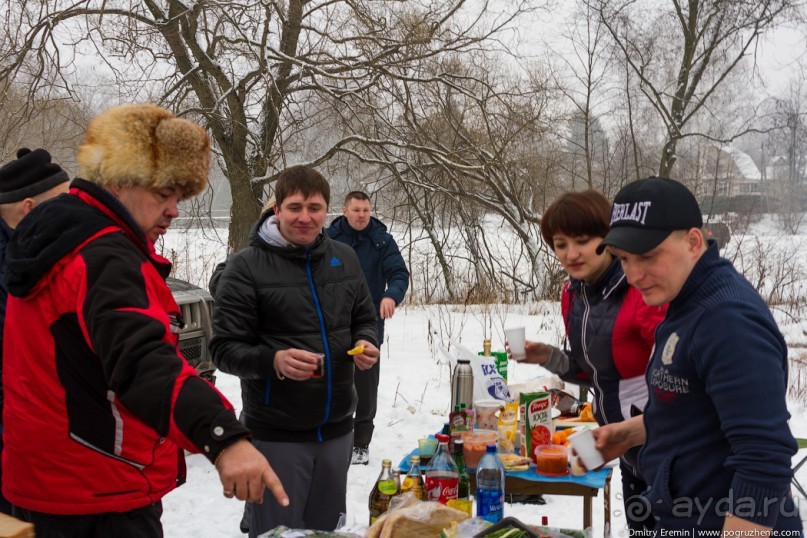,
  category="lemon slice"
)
[347,345,365,356]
